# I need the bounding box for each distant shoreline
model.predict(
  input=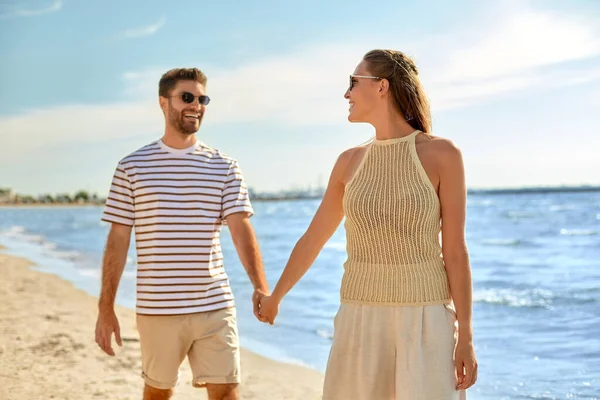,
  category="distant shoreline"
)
[1,185,598,207]
[467,185,600,195]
